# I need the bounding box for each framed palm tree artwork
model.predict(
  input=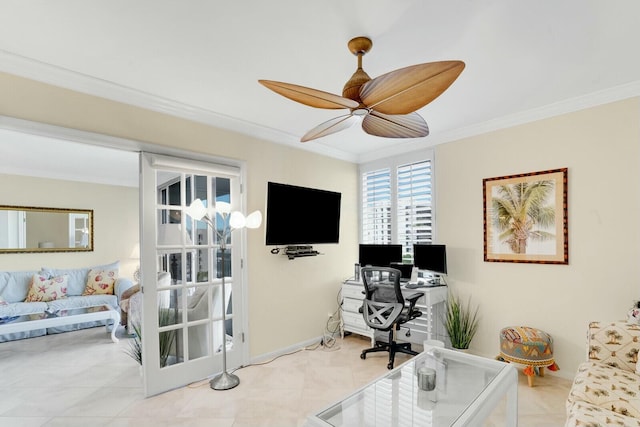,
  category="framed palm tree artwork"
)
[483,168,568,264]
